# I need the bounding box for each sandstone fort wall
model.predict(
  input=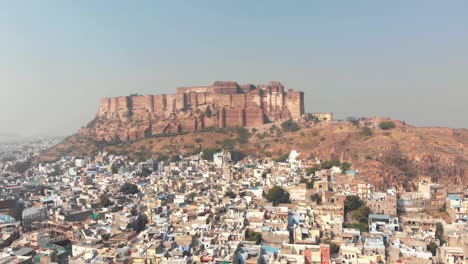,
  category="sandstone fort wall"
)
[96,81,304,140]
